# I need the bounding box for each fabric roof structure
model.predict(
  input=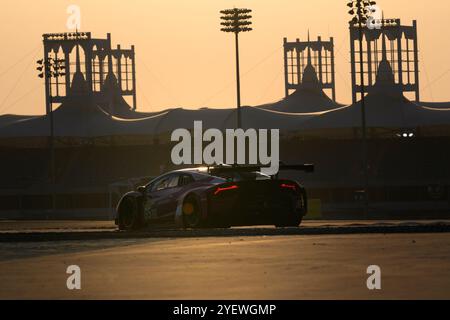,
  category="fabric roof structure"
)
[0,95,314,138]
[98,72,163,120]
[0,114,38,129]
[418,101,450,110]
[299,93,450,131]
[0,45,127,138]
[0,74,122,138]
